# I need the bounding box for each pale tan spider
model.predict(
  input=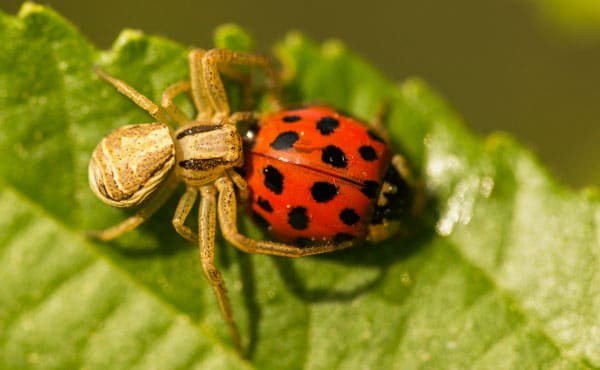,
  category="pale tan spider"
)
[88,49,356,354]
